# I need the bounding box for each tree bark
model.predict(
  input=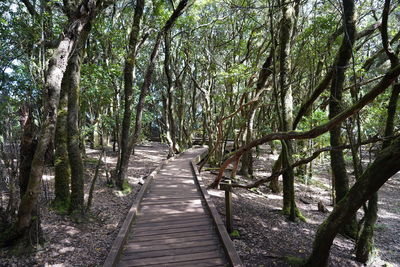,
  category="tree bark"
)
[67,28,90,216]
[328,0,357,237]
[163,31,180,155]
[356,0,399,261]
[116,0,189,188]
[9,0,102,245]
[303,136,400,267]
[210,61,400,188]
[54,69,71,212]
[279,0,299,219]
[115,0,145,189]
